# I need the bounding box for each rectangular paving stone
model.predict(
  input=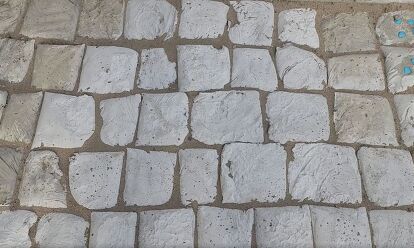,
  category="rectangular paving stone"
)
[382,46,414,93]
[0,148,23,206]
[0,0,27,34]
[0,210,37,248]
[376,11,414,45]
[394,94,414,146]
[0,38,34,84]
